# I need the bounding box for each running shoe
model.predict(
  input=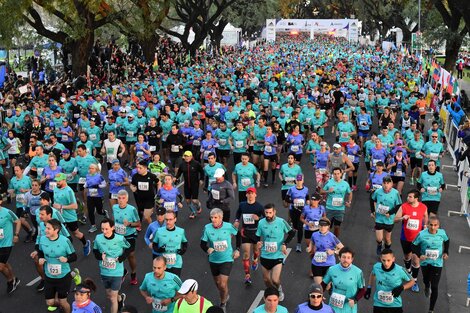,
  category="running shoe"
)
[24,231,34,243]
[83,240,91,256]
[47,306,58,312]
[220,303,227,313]
[71,268,82,285]
[104,209,110,219]
[263,183,269,188]
[118,293,127,312]
[36,279,45,292]
[7,277,20,294]
[376,244,382,256]
[411,283,420,293]
[251,261,259,271]
[136,226,142,232]
[352,185,358,191]
[130,273,138,285]
[189,213,196,219]
[244,274,252,286]
[296,243,302,253]
[278,286,285,301]
[409,178,414,186]
[424,285,430,298]
[78,215,87,225]
[88,225,97,233]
